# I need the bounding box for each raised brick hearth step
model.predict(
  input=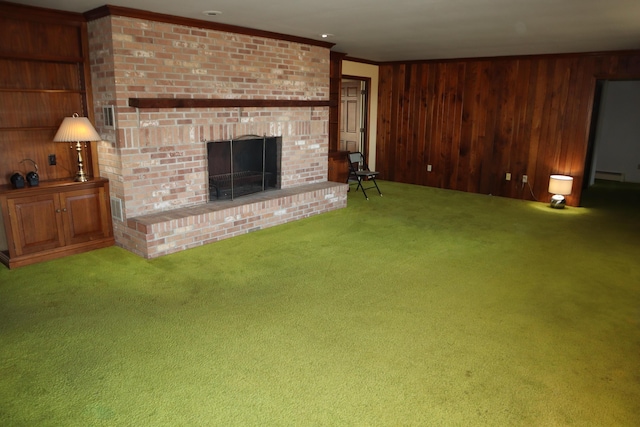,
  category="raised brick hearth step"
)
[123,182,348,259]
